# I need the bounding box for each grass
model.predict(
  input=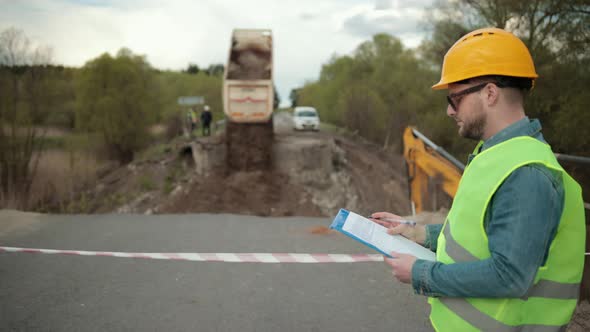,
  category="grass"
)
[137,142,172,162]
[138,175,157,191]
[103,193,128,209]
[36,136,67,149]
[163,181,174,194]
[319,121,352,135]
[61,192,90,214]
[187,124,222,138]
[5,123,186,212]
[27,149,113,212]
[163,164,182,194]
[33,131,100,152]
[0,128,111,211]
